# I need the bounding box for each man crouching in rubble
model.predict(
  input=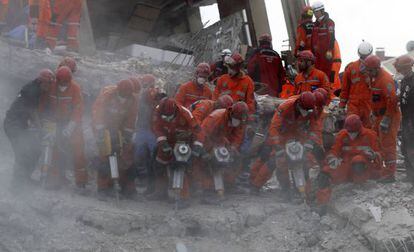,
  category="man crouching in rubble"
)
[316,114,382,209]
[4,69,55,188]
